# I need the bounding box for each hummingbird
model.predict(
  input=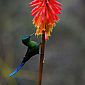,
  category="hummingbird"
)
[9,33,40,77]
